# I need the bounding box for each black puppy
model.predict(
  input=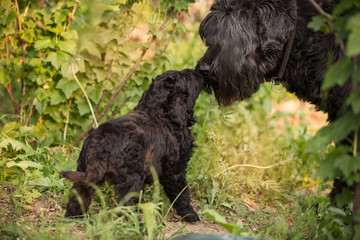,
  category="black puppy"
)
[196,0,352,201]
[61,69,202,222]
